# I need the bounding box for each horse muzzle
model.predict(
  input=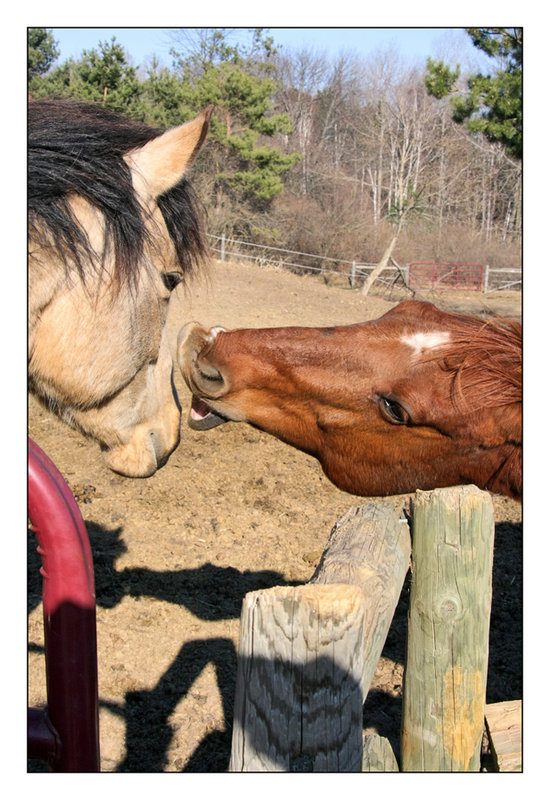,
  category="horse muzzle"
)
[100,392,181,477]
[101,423,179,477]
